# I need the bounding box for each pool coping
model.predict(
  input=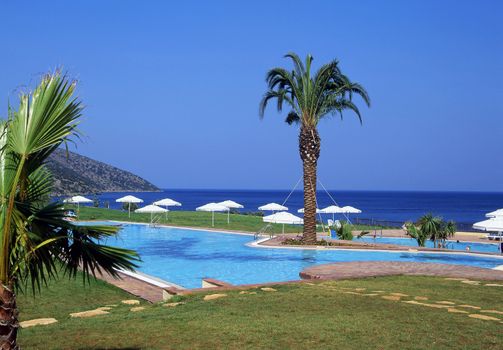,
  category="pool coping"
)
[104,220,257,237]
[248,236,503,262]
[158,261,503,300]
